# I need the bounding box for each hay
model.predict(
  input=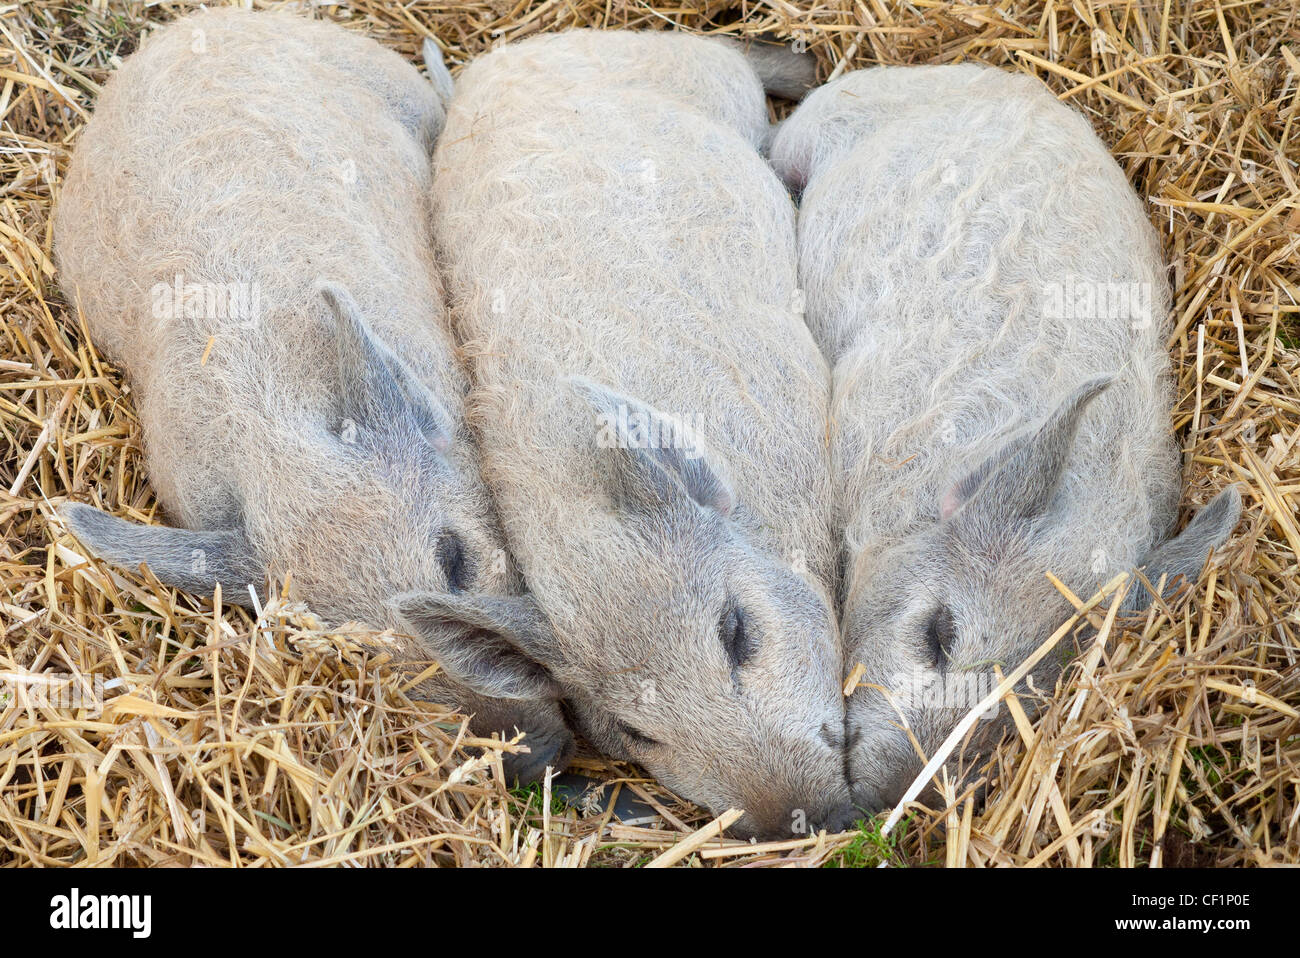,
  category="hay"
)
[1,0,1296,867]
